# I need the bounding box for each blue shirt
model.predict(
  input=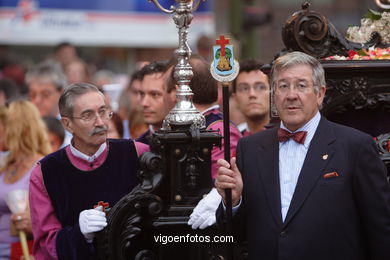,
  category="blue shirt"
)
[279,111,321,221]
